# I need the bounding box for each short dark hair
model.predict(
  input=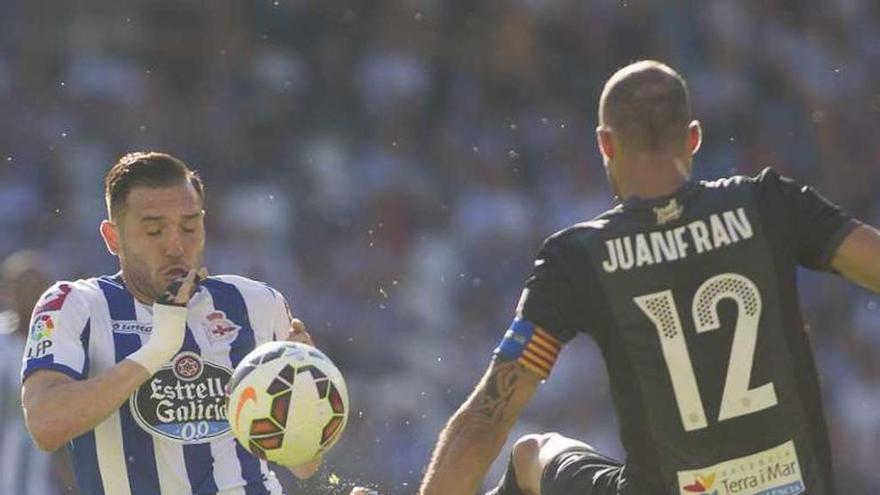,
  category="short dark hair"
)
[599,61,692,152]
[104,152,204,219]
